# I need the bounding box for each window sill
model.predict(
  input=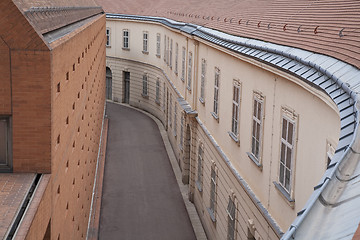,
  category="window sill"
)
[175,72,178,76]
[211,112,219,122]
[187,86,191,92]
[156,54,161,58]
[228,131,239,145]
[273,181,295,208]
[141,94,149,99]
[142,51,149,55]
[196,181,203,193]
[247,152,262,170]
[106,45,111,48]
[181,78,184,82]
[155,99,161,105]
[122,47,130,51]
[199,98,205,105]
[207,208,216,223]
